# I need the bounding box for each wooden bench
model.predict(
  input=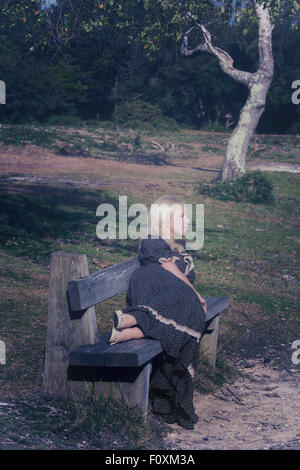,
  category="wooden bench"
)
[42,251,229,419]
